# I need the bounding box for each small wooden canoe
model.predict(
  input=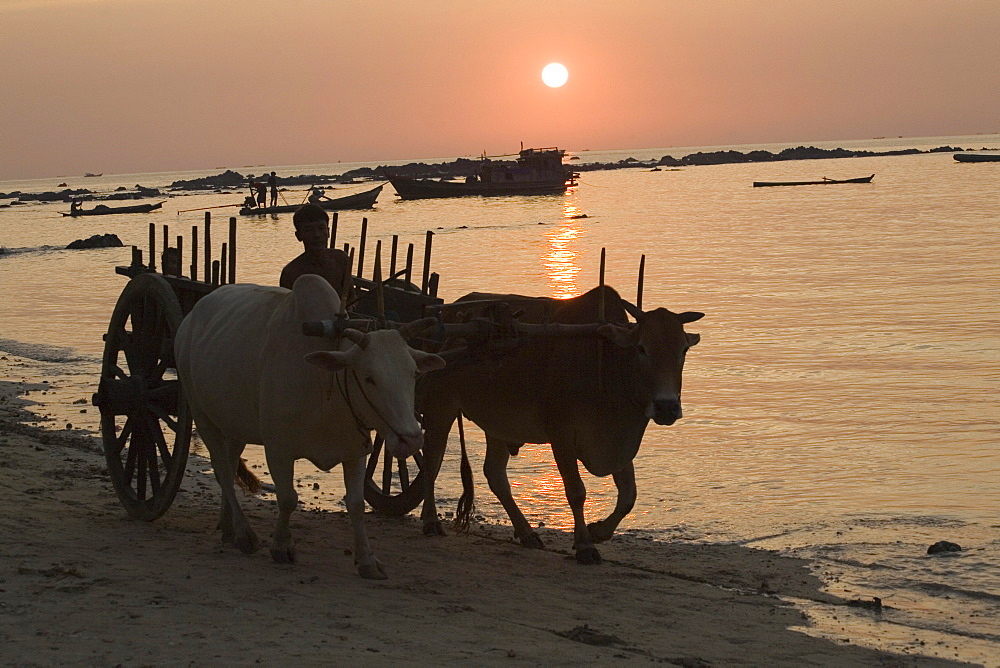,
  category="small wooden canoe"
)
[753,174,875,187]
[62,201,164,216]
[954,151,1000,163]
[239,184,382,215]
